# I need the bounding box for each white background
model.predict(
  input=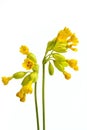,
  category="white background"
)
[0,0,87,130]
